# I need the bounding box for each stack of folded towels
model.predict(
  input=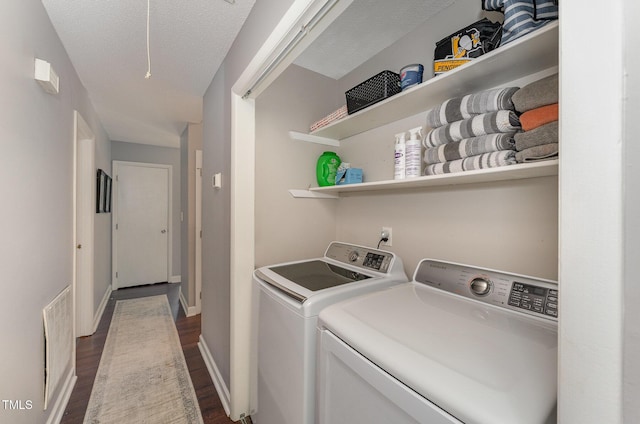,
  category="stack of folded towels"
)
[511,74,559,162]
[422,87,521,175]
